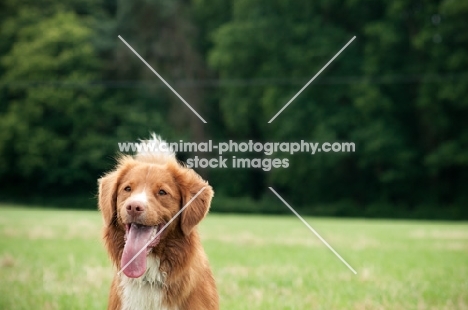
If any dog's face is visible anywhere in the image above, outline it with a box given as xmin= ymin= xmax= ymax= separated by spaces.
xmin=116 ymin=163 xmax=182 ymax=228
xmin=98 ymin=156 xmax=213 ymax=278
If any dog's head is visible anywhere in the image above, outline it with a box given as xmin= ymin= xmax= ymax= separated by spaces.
xmin=98 ymin=154 xmax=213 ymax=278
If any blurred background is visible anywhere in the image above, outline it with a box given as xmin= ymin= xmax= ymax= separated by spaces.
xmin=1 ymin=0 xmax=467 ymax=219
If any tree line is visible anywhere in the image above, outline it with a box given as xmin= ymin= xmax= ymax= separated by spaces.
xmin=1 ymin=0 xmax=467 ymax=218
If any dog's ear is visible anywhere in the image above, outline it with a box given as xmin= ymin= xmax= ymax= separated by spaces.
xmin=175 ymin=167 xmax=214 ymax=236
xmin=98 ymin=171 xmax=119 ymax=226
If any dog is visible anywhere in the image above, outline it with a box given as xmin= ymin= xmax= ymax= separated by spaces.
xmin=98 ymin=134 xmax=218 ymax=310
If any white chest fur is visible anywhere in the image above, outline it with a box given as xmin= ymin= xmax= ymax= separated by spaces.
xmin=120 ymin=256 xmax=177 ymax=310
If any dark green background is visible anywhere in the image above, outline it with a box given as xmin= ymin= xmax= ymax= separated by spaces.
xmin=1 ymin=0 xmax=467 ymax=219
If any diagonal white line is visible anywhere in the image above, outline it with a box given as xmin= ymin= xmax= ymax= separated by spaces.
xmin=118 ymin=35 xmax=207 ymax=123
xmin=118 ymin=187 xmax=206 ymax=276
xmin=268 ymin=187 xmax=357 ymax=274
xmin=268 ymin=36 xmax=356 ymax=123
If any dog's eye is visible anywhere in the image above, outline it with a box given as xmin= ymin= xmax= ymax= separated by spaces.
xmin=124 ymin=186 xmax=131 ymax=192
xmin=158 ymin=189 xmax=167 ymax=196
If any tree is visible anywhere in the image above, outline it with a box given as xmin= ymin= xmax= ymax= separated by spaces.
xmin=0 ymin=11 xmax=118 ymax=194
xmin=207 ymin=0 xmax=468 ymax=214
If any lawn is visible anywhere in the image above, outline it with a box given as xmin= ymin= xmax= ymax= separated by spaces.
xmin=0 ymin=206 xmax=467 ymax=310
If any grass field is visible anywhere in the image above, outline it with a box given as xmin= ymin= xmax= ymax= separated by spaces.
xmin=0 ymin=206 xmax=467 ymax=310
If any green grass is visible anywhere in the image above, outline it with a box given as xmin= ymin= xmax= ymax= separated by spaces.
xmin=0 ymin=206 xmax=467 ymax=310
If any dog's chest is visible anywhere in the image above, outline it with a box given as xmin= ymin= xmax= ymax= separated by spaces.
xmin=120 ymin=256 xmax=178 ymax=310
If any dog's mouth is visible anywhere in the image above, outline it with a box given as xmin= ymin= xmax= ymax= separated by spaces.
xmin=121 ymin=223 xmax=162 ymax=278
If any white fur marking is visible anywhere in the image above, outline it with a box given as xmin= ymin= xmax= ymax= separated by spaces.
xmin=120 ymin=256 xmax=176 ymax=310
xmin=137 ymin=134 xmax=175 ymax=158
xmin=131 ymin=191 xmax=148 ymax=205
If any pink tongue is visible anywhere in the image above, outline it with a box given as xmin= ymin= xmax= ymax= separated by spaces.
xmin=121 ymin=224 xmax=155 ymax=278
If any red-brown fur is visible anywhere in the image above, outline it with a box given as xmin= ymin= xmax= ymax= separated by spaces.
xmin=98 ymin=153 xmax=218 ymax=310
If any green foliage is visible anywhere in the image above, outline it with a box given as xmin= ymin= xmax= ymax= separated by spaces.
xmin=1 ymin=12 xmax=105 ymax=190
xmin=0 ymin=0 xmax=467 ymax=217
xmin=207 ymin=0 xmax=468 ymax=212
xmin=0 ymin=2 xmax=172 ymax=196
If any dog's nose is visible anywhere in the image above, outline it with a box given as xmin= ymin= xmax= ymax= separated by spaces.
xmin=126 ymin=201 xmax=145 ymax=218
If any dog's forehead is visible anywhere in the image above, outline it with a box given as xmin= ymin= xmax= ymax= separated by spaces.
xmin=124 ymin=163 xmax=175 ymax=184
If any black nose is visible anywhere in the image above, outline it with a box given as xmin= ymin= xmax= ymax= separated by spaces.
xmin=126 ymin=201 xmax=145 ymax=218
